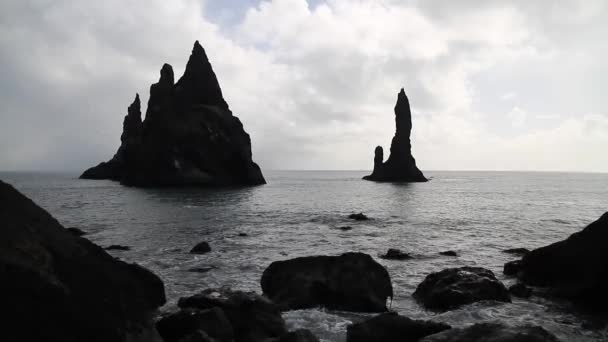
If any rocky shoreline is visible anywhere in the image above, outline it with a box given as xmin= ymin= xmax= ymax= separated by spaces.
xmin=3 ymin=178 xmax=607 ymax=341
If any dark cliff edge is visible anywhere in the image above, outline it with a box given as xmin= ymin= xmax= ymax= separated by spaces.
xmin=81 ymin=41 xmax=265 ymax=187
xmin=363 ymin=88 xmax=427 ymax=182
xmin=0 ymin=179 xmax=166 ymax=342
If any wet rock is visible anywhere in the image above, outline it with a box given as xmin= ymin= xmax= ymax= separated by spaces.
xmin=261 ymin=252 xmax=393 ymax=312
xmin=413 ymin=267 xmax=511 ymax=311
xmin=270 ymin=329 xmax=320 ymax=342
xmin=363 ymin=88 xmax=427 ymax=182
xmin=187 ymin=266 xmax=216 ymax=273
xmin=0 ymin=180 xmax=166 ymax=342
xmin=439 ymin=250 xmax=458 ymax=257
xmin=67 ymin=227 xmax=87 ymax=236
xmin=81 ymin=41 xmax=265 ymax=187
xmin=105 ymin=244 xmax=130 ymax=251
xmin=156 ymin=307 xmax=233 ymax=342
xmin=339 ymin=226 xmax=353 ymax=231
xmin=503 ymin=248 xmax=531 ymax=256
xmin=178 ymin=288 xmax=287 ymax=342
xmin=514 ymin=212 xmax=608 ymax=311
xmin=420 ymin=322 xmax=560 ymax=342
xmin=503 ymin=260 xmax=522 ymax=276
xmin=348 ymin=213 xmax=369 ymax=221
xmin=509 ymin=283 xmax=533 ymax=298
xmin=178 ymin=330 xmax=217 ymax=342
xmin=380 ymin=248 xmax=411 ymax=260
xmin=238 ymin=233 xmax=248 ymax=237
xmin=346 ymin=312 xmax=451 ymax=342
xmin=190 ymin=241 xmax=211 ymax=254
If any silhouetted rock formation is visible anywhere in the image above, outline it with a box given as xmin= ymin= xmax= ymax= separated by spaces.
xmin=0 ymin=180 xmax=166 ymax=342
xmin=261 ymin=252 xmax=393 ymax=312
xmin=347 ymin=312 xmax=451 ymax=342
xmin=81 ymin=41 xmax=265 ymax=187
xmin=413 ymin=267 xmax=510 ymax=311
xmin=508 ymin=212 xmax=608 ymax=312
xmin=363 ymin=89 xmax=427 ymax=182
xmin=419 ymin=323 xmax=560 ymax=342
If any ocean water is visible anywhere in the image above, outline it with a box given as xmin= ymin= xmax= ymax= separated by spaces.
xmin=2 ymin=170 xmax=608 ymax=341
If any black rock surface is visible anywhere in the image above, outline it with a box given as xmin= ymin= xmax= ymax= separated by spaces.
xmin=0 ymin=180 xmax=166 ymax=342
xmin=81 ymin=41 xmax=265 ymax=187
xmin=420 ymin=323 xmax=560 ymax=342
xmin=261 ymin=252 xmax=393 ymax=312
xmin=363 ymin=88 xmax=427 ymax=182
xmin=413 ymin=266 xmax=511 ymax=311
xmin=346 ymin=312 xmax=451 ymax=342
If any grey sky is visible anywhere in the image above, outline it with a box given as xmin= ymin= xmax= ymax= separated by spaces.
xmin=1 ymin=0 xmax=607 ymax=172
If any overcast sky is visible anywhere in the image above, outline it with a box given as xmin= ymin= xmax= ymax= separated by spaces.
xmin=1 ymin=0 xmax=607 ymax=172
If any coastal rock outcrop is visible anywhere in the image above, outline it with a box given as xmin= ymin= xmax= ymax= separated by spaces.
xmin=81 ymin=41 xmax=265 ymax=187
xmin=0 ymin=180 xmax=166 ymax=342
xmin=419 ymin=323 xmax=560 ymax=342
xmin=413 ymin=267 xmax=511 ymax=311
xmin=176 ymin=288 xmax=287 ymax=342
xmin=508 ymin=212 xmax=608 ymax=312
xmin=261 ymin=252 xmax=393 ymax=312
xmin=346 ymin=312 xmax=451 ymax=342
xmin=363 ymin=88 xmax=427 ymax=182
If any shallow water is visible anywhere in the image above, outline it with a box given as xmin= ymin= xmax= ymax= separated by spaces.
xmin=3 ymin=170 xmax=608 ymax=341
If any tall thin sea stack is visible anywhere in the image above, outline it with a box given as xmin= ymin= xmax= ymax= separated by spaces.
xmin=81 ymin=41 xmax=265 ymax=187
xmin=363 ymin=88 xmax=427 ymax=182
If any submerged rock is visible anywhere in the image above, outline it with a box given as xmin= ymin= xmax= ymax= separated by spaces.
xmin=413 ymin=267 xmax=511 ymax=311
xmin=178 ymin=288 xmax=287 ymax=342
xmin=156 ymin=307 xmax=233 ymax=342
xmin=81 ymin=41 xmax=265 ymax=187
xmin=190 ymin=241 xmax=212 ymax=254
xmin=0 ymin=180 xmax=166 ymax=342
xmin=346 ymin=312 xmax=451 ymax=342
xmin=363 ymin=89 xmax=427 ymax=182
xmin=348 ymin=212 xmax=369 ymax=221
xmin=511 ymin=212 xmax=608 ymax=312
xmin=261 ymin=252 xmax=393 ymax=312
xmin=105 ymin=244 xmax=131 ymax=251
xmin=439 ymin=250 xmax=458 ymax=257
xmin=420 ymin=323 xmax=560 ymax=342
xmin=503 ymin=247 xmax=531 ymax=256
xmin=380 ymin=248 xmax=411 ymax=260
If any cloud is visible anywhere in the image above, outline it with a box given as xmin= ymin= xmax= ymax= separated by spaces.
xmin=0 ymin=0 xmax=607 ymax=172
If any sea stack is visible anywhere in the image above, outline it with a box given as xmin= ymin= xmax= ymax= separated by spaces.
xmin=363 ymin=88 xmax=427 ymax=182
xmin=81 ymin=41 xmax=265 ymax=187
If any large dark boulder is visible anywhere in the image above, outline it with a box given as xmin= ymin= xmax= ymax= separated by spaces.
xmin=511 ymin=212 xmax=608 ymax=312
xmin=81 ymin=41 xmax=265 ymax=187
xmin=156 ymin=307 xmax=233 ymax=342
xmin=419 ymin=323 xmax=560 ymax=342
xmin=178 ymin=288 xmax=287 ymax=342
xmin=270 ymin=330 xmax=320 ymax=342
xmin=413 ymin=267 xmax=511 ymax=311
xmin=261 ymin=252 xmax=393 ymax=312
xmin=363 ymin=88 xmax=427 ymax=182
xmin=0 ymin=180 xmax=166 ymax=342
xmin=346 ymin=312 xmax=451 ymax=342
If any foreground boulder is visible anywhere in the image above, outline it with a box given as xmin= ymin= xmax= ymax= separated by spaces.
xmin=270 ymin=330 xmax=320 ymax=342
xmin=420 ymin=322 xmax=560 ymax=342
xmin=347 ymin=312 xmax=451 ymax=342
xmin=177 ymin=288 xmax=287 ymax=342
xmin=363 ymin=88 xmax=427 ymax=182
xmin=0 ymin=180 xmax=166 ymax=342
xmin=156 ymin=307 xmax=233 ymax=342
xmin=413 ymin=267 xmax=510 ymax=311
xmin=510 ymin=212 xmax=608 ymax=312
xmin=81 ymin=41 xmax=265 ymax=187
xmin=261 ymin=252 xmax=393 ymax=312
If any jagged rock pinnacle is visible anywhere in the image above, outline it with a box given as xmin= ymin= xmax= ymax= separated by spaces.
xmin=363 ymin=88 xmax=427 ymax=182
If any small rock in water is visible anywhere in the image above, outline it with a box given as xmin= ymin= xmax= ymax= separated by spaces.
xmin=238 ymin=233 xmax=248 ymax=237
xmin=503 ymin=248 xmax=531 ymax=256
xmin=348 ymin=213 xmax=369 ymax=221
xmin=419 ymin=322 xmax=560 ymax=342
xmin=190 ymin=242 xmax=212 ymax=254
xmin=105 ymin=244 xmax=130 ymax=251
xmin=187 ymin=266 xmax=216 ymax=273
xmin=503 ymin=260 xmax=523 ymax=276
xmin=66 ymin=227 xmax=87 ymax=236
xmin=509 ymin=283 xmax=533 ymax=298
xmin=339 ymin=226 xmax=353 ymax=231
xmin=380 ymin=248 xmax=412 ymax=260
xmin=439 ymin=250 xmax=458 ymax=257
xmin=347 ymin=312 xmax=451 ymax=342
xmin=413 ymin=266 xmax=511 ymax=311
